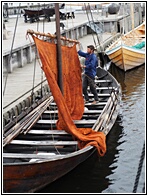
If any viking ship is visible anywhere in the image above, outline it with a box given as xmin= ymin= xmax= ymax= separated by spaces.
xmin=3 ymin=3 xmax=121 ymax=193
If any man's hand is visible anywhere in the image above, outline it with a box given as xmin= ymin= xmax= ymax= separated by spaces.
xmin=80 ymin=64 xmax=86 ymax=68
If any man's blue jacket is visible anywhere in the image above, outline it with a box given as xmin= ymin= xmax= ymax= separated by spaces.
xmin=78 ymin=50 xmax=98 ymax=79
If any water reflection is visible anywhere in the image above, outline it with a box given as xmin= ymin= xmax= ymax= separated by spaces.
xmin=108 ymin=63 xmax=145 ymax=97
xmin=105 ymin=63 xmax=145 ymax=193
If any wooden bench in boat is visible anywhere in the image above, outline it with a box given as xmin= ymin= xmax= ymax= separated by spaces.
xmin=50 ymin=101 xmax=107 ymax=107
xmin=28 ymin=129 xmax=69 ymax=135
xmin=88 ymin=93 xmax=110 ymax=97
xmin=96 ymin=87 xmax=116 ymax=90
xmin=44 ymin=109 xmax=103 ymax=115
xmin=9 ymin=140 xmax=78 ymax=146
xmin=95 ymin=79 xmax=112 ymax=83
xmin=36 ymin=119 xmax=96 ymax=125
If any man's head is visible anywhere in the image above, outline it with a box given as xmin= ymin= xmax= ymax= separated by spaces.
xmin=87 ymin=45 xmax=95 ymax=54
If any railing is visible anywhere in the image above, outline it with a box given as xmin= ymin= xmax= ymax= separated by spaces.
xmin=3 ymin=23 xmax=88 ymax=73
xmin=3 ymin=43 xmax=35 ymax=73
xmin=3 ymin=22 xmax=121 ymax=74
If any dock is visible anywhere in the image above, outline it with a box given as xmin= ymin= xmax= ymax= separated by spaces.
xmin=3 ymin=12 xmax=113 ymax=110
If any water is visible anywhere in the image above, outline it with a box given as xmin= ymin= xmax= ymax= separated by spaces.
xmin=38 ymin=64 xmax=145 ymax=194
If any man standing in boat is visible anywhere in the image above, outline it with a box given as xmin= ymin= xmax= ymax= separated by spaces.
xmin=77 ymin=45 xmax=99 ymax=104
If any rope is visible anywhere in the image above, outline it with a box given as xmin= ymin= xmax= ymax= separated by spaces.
xmin=85 ymin=7 xmax=110 ymax=96
xmin=3 ymin=3 xmax=21 ymax=96
xmin=88 ymin=3 xmax=101 ymax=47
xmin=70 ymin=3 xmax=76 ymax=40
xmin=42 ymin=3 xmax=46 ymax=35
xmin=83 ymin=73 xmax=97 ymax=89
xmin=88 ymin=3 xmax=108 ymax=70
xmin=84 ymin=3 xmax=97 ymax=47
xmin=31 ymin=51 xmax=37 ymax=104
xmin=31 ymin=3 xmax=46 ymax=104
xmin=48 ymin=99 xmax=61 ymax=155
xmin=83 ymin=70 xmax=117 ymax=101
xmin=30 ymin=6 xmax=39 ymax=104
xmin=132 ymin=142 xmax=145 ymax=193
xmin=142 ymin=182 xmax=145 ymax=193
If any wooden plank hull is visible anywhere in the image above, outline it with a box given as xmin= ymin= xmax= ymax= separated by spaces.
xmin=23 ymin=4 xmax=65 ymax=22
xmin=3 ymin=67 xmax=121 ymax=193
xmin=105 ymin=22 xmax=145 ymax=71
xmin=4 ymin=147 xmax=94 ymax=193
xmin=106 ymin=45 xmax=145 ymax=71
xmin=42 ymin=8 xmax=55 ymax=17
xmin=24 ymin=9 xmax=44 ymax=17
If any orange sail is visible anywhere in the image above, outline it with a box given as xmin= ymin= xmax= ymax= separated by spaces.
xmin=32 ymin=35 xmax=106 ymax=156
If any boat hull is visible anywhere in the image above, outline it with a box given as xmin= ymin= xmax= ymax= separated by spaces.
xmin=105 ymin=22 xmax=145 ymax=71
xmin=24 ymin=9 xmax=44 ymax=17
xmin=106 ymin=45 xmax=145 ymax=71
xmin=3 ymin=147 xmax=95 ymax=193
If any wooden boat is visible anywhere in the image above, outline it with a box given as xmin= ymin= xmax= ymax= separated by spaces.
xmin=42 ymin=8 xmax=55 ymax=22
xmin=3 ymin=66 xmax=121 ymax=193
xmin=3 ymin=4 xmax=121 ymax=193
xmin=24 ymin=3 xmax=65 ymax=23
xmin=23 ymin=9 xmax=44 ymax=23
xmin=42 ymin=4 xmax=65 ymax=22
xmin=105 ymin=22 xmax=145 ymax=71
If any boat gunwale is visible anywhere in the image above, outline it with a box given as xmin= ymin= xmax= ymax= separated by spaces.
xmin=105 ymin=22 xmax=145 ymax=55
xmin=106 ymin=43 xmax=145 ymax=55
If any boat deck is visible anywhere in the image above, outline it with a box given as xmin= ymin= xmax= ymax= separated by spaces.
xmin=3 ymin=75 xmax=120 ymax=161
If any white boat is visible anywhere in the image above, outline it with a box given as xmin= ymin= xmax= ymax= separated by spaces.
xmin=105 ymin=22 xmax=145 ymax=71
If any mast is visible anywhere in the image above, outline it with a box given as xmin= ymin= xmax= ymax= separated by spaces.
xmin=55 ymin=3 xmax=63 ymax=94
xmin=130 ymin=3 xmax=134 ymax=30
